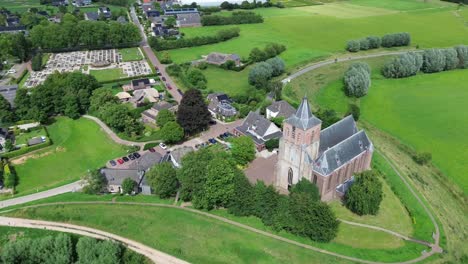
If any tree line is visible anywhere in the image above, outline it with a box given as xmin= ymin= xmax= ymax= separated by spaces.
xmin=201 ymin=11 xmax=263 ymax=26
xmin=219 ymin=0 xmax=282 ymax=10
xmin=146 ymin=144 xmax=340 ymax=243
xmin=382 ymin=45 xmax=468 ymax=78
xmin=149 ymin=27 xmax=240 ymax=51
xmin=1 ymin=234 xmax=147 ymax=264
xmin=346 ymin=32 xmax=411 ymax=52
xmin=249 ymin=57 xmax=285 ymax=88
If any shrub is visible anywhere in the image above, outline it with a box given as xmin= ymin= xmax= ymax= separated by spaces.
xmin=346 ymin=40 xmax=360 ymax=52
xmin=265 ymin=138 xmax=279 ymax=151
xmin=455 ymin=45 xmax=468 ymax=68
xmin=143 ymin=142 xmax=158 ymax=150
xmin=359 ymin=38 xmax=370 ymax=50
xmin=344 ymin=62 xmax=371 ymax=97
xmin=347 ymin=104 xmax=360 ymax=121
xmin=381 ymin=52 xmax=423 ymax=78
xmin=413 ymin=152 xmax=432 ymax=165
xmin=121 ymin=178 xmax=136 ymax=194
xmin=421 ymin=49 xmax=446 ymax=73
xmin=366 ymin=36 xmax=381 ymax=49
xmin=381 ymin=32 xmax=411 ymax=48
xmin=345 ymin=170 xmax=383 ymax=216
xmin=289 ymin=178 xmax=320 ymax=201
xmin=265 ymin=57 xmax=285 ymax=77
xmin=248 ymin=62 xmax=273 ymax=88
xmin=201 ymin=11 xmax=263 ymax=26
xmin=443 ymin=48 xmax=459 ymax=71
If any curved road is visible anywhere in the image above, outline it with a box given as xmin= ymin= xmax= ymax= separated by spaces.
xmin=0 ymin=216 xmax=189 ymax=264
xmin=2 ymin=201 xmax=436 ymax=264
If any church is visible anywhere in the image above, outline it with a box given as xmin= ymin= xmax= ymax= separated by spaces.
xmin=276 ymin=97 xmax=374 ymax=201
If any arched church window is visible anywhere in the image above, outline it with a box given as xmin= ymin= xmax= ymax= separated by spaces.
xmin=292 ymin=126 xmax=296 ymax=139
xmin=288 ymin=168 xmax=293 ymax=190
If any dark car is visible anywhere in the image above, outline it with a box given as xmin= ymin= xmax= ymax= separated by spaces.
xmin=122 ymin=156 xmax=130 ymax=162
xmin=167 ymin=84 xmax=172 ymax=90
xmin=149 ymin=147 xmax=156 ymax=152
xmin=128 ymin=154 xmax=136 ymax=160
xmin=209 ymin=120 xmax=217 ymax=125
xmin=133 ymin=152 xmax=141 ymax=158
xmin=161 ymin=76 xmax=166 ymax=81
xmin=208 ymin=138 xmax=217 ymax=144
xmin=177 ymin=89 xmax=184 ymax=96
xmin=109 ymin=160 xmax=117 ymax=166
xmin=117 ymin=158 xmax=124 ymax=164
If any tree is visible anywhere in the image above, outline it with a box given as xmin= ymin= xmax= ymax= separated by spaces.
xmin=10 ymin=33 xmax=31 ymax=62
xmin=177 ymin=148 xmax=214 ymax=201
xmin=443 ymin=48 xmax=459 ymax=71
xmin=121 ymin=178 xmax=136 ymax=195
xmin=265 ymin=138 xmax=279 ymax=151
xmin=156 ymin=109 xmax=175 ymax=127
xmin=249 ymin=47 xmax=267 ymax=62
xmin=344 ymin=62 xmax=371 ymax=97
xmin=227 ymin=172 xmax=255 ymax=216
xmin=31 ymin=52 xmax=43 ymax=71
xmin=81 ymin=169 xmax=106 ymax=194
xmin=3 ymin=164 xmax=17 ymax=189
xmin=4 ymin=139 xmax=14 ymax=152
xmin=314 ymin=108 xmax=340 ymax=128
xmin=248 ymin=62 xmax=273 ymax=89
xmin=421 ymin=49 xmax=446 ymax=73
xmin=289 ymin=178 xmax=320 ymax=201
xmin=366 ymin=36 xmax=381 ymax=49
xmin=346 ymin=40 xmax=360 ymax=52
xmin=359 ymin=38 xmax=370 ymax=50
xmin=76 ymin=237 xmax=121 ymax=264
xmin=146 ymin=162 xmax=178 ymax=198
xmin=0 ymin=94 xmax=15 ymax=125
xmin=265 ymin=57 xmax=285 ymax=77
xmin=185 ymin=68 xmax=207 ymax=89
xmin=347 ymin=103 xmax=360 ymax=121
xmin=177 ymin=89 xmax=212 ymax=135
xmin=160 ymin=121 xmax=184 ymax=144
xmin=455 ymin=45 xmax=468 ymax=69
xmin=413 ymin=152 xmax=432 ymax=165
xmin=382 ymin=52 xmax=423 ymax=78
xmin=164 ymin=16 xmax=177 ymax=28
xmin=230 ymin=136 xmax=256 ymax=166
xmin=253 ymin=181 xmax=281 ymax=226
xmin=345 ymin=170 xmax=383 ymax=216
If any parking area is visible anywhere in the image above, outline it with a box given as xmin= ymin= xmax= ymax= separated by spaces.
xmin=25 ymin=49 xmax=152 ymax=88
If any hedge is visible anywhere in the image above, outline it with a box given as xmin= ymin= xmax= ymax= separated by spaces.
xmin=1 ymin=138 xmax=52 ymax=159
xmin=143 ymin=142 xmax=158 ymax=150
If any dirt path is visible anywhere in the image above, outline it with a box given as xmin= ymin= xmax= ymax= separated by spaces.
xmin=0 ymin=216 xmax=189 ymax=264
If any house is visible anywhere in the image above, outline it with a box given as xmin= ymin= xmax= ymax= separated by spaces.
xmin=52 ymin=0 xmax=68 ymax=6
xmin=131 ymin=88 xmax=160 ymax=107
xmin=152 ymin=24 xmax=179 ymax=37
xmin=37 ymin=11 xmax=49 ymax=17
xmin=234 ymin=112 xmax=282 ymax=151
xmin=98 ymin=6 xmax=112 ymax=19
xmin=164 ymin=8 xmax=198 ymax=16
xmin=276 ymin=97 xmax=374 ymax=201
xmin=0 ymin=85 xmax=17 ymax=107
xmin=131 ymin=78 xmax=151 ymax=90
xmin=207 ymin=93 xmax=237 ymax=120
xmin=84 ymin=12 xmax=99 ymax=21
xmin=205 ymin=52 xmax=241 ymax=67
xmin=115 ymin=92 xmax=132 ymax=102
xmin=128 ymin=151 xmax=163 ymax=171
xmin=100 ymin=168 xmax=143 ymax=194
xmin=48 ymin=15 xmax=62 ymax=23
xmin=146 ymin=10 xmax=161 ymax=18
xmin=27 ymin=137 xmax=45 ymax=146
xmin=176 ymin=13 xmax=201 ymax=27
xmin=6 ymin=16 xmax=20 ymax=27
xmin=74 ymin=0 xmax=92 ymax=6
xmin=141 ymin=101 xmax=176 ymax=123
xmin=169 ymin=146 xmax=194 ymax=168
xmin=0 ymin=26 xmax=26 ymax=34
xmin=266 ymin=100 xmax=295 ymax=120
xmin=142 ymin=3 xmax=154 ymax=13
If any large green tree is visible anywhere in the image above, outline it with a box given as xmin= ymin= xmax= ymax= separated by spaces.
xmin=176 ymin=89 xmax=211 ymax=135
xmin=227 ymin=172 xmax=255 ymax=216
xmin=156 ymin=109 xmax=175 ymax=127
xmin=290 ymin=178 xmax=320 ymax=201
xmin=345 ymin=170 xmax=383 ymax=216
xmin=81 ymin=169 xmax=106 ymax=194
xmin=160 ymin=121 xmax=184 ymax=144
xmin=121 ymin=178 xmax=136 ymax=195
xmin=230 ymin=135 xmax=256 ymax=166
xmin=146 ymin=162 xmax=178 ymax=198
xmin=177 ymin=148 xmax=214 ymax=201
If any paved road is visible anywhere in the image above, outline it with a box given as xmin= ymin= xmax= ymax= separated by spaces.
xmin=281 ymin=50 xmax=415 ymax=84
xmin=0 ymin=181 xmax=82 ymax=209
xmin=0 ymin=216 xmax=189 ymax=264
xmin=130 ymin=6 xmax=182 ymax=103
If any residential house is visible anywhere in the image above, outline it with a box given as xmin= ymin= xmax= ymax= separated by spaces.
xmin=84 ymin=12 xmax=99 ymax=21
xmin=131 ymin=88 xmax=160 ymax=107
xmin=176 ymin=13 xmax=201 ymax=27
xmin=0 ymin=26 xmax=26 ymax=34
xmin=131 ymin=78 xmax=151 ymax=91
xmin=98 ymin=6 xmax=112 ymax=19
xmin=74 ymin=0 xmax=92 ymax=6
xmin=152 ymin=24 xmax=179 ymax=37
xmin=266 ymin=100 xmax=295 ymax=120
xmin=6 ymin=16 xmax=20 ymax=27
xmin=164 ymin=8 xmax=198 ymax=16
xmin=48 ymin=15 xmax=62 ymax=23
xmin=234 ymin=112 xmax=282 ymax=151
xmin=128 ymin=151 xmax=163 ymax=171
xmin=205 ymin=52 xmax=241 ymax=67
xmin=101 ymin=168 xmax=143 ymax=194
xmin=142 ymin=3 xmax=154 ymax=13
xmin=115 ymin=92 xmax=132 ymax=102
xmin=146 ymin=10 xmax=161 ymax=18
xmin=169 ymin=146 xmax=194 ymax=168
xmin=275 ymin=98 xmax=373 ymax=201
xmin=141 ymin=101 xmax=176 ymax=123
xmin=0 ymin=85 xmax=17 ymax=107
xmin=52 ymin=0 xmax=68 ymax=6
xmin=207 ymin=93 xmax=237 ymax=120
xmin=27 ymin=137 xmax=46 ymax=146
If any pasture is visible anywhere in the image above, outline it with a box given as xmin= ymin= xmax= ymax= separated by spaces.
xmin=9 ymin=117 xmax=127 ymax=197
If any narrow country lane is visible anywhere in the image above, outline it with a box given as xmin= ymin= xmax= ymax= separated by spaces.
xmin=0 ymin=216 xmax=189 ymax=264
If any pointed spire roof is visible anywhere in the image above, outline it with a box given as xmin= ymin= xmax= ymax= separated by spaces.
xmin=285 ymin=97 xmax=321 ymax=130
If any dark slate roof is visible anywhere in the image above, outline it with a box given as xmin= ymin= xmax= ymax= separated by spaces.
xmin=27 ymin=137 xmax=44 ymax=146
xmin=37 ymin=11 xmax=49 ymax=17
xmin=0 ymin=26 xmax=26 ymax=32
xmin=314 ymin=130 xmax=373 ymax=176
xmin=267 ymin=100 xmax=295 ymax=119
xmin=170 ymin=146 xmax=194 ymax=166
xmin=236 ymin=112 xmax=282 ymax=145
xmin=131 ymin=78 xmax=150 ymax=87
xmin=101 ymin=168 xmax=142 ymax=185
xmin=319 ymin=115 xmax=358 ymax=155
xmin=164 ymin=8 xmax=198 ymax=15
xmin=176 ymin=13 xmax=201 ymax=25
xmin=0 ymin=85 xmax=18 ymax=107
xmin=85 ymin=12 xmax=99 ymax=21
xmin=128 ymin=151 xmax=162 ymax=171
xmin=146 ymin=10 xmax=160 ymax=17
xmin=152 ymin=101 xmax=174 ymax=111
xmin=285 ymin=97 xmax=321 ymax=130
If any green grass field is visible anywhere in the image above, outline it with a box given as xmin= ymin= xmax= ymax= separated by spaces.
xmin=90 ymin=68 xmax=126 ymax=82
xmin=9 ymin=117 xmax=127 ymax=197
xmin=119 ymin=48 xmax=144 ymax=62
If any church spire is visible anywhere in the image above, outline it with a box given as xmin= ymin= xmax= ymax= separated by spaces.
xmin=285 ymin=97 xmax=321 ymax=130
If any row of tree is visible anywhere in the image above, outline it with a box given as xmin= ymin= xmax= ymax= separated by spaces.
xmin=382 ymin=45 xmax=468 ymax=78
xmin=146 ymin=145 xmax=339 ymax=242
xmin=149 ymin=28 xmax=240 ymax=51
xmin=346 ymin=32 xmax=411 ymax=52
xmin=344 ymin=62 xmax=371 ymax=98
xmin=249 ymin=43 xmax=286 ymax=63
xmin=1 ymin=234 xmax=146 ymax=264
xmin=219 ymin=0 xmax=281 ymax=10
xmin=248 ymin=57 xmax=286 ymax=88
xmin=201 ymin=11 xmax=264 ymax=26
xmin=167 ymin=63 xmax=208 ymax=90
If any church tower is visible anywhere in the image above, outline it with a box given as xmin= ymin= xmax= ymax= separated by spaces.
xmin=276 ymin=97 xmax=322 ymax=191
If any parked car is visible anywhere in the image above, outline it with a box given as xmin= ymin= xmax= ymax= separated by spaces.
xmin=122 ymin=156 xmax=130 ymax=162
xmin=209 ymin=120 xmax=217 ymax=125
xmin=117 ymin=159 xmax=124 ymax=164
xmin=7 ymin=69 xmax=16 ymax=74
xmin=208 ymin=138 xmax=217 ymax=144
xmin=159 ymin=142 xmax=167 ymax=150
xmin=167 ymin=84 xmax=172 ymax=90
xmin=177 ymin=89 xmax=184 ymax=96
xmin=161 ymin=76 xmax=166 ymax=81
xmin=109 ymin=160 xmax=117 ymax=166
xmin=128 ymin=154 xmax=136 ymax=160
xmin=133 ymin=152 xmax=141 ymax=158
xmin=148 ymin=147 xmax=156 ymax=152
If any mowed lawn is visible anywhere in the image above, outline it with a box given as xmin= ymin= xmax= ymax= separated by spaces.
xmin=168 ymin=5 xmax=465 ymax=69
xmin=90 ymin=68 xmax=126 ymax=82
xmin=12 ymin=117 xmax=127 ymax=196
xmin=119 ymin=47 xmax=144 ymax=62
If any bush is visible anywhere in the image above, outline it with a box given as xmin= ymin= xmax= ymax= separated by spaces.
xmin=289 ymin=178 xmax=320 ymax=201
xmin=346 ymin=40 xmax=360 ymax=52
xmin=421 ymin=49 xmax=446 ymax=73
xmin=443 ymin=48 xmax=459 ymax=71
xmin=265 ymin=57 xmax=285 ymax=77
xmin=413 ymin=152 xmax=432 ymax=165
xmin=248 ymin=62 xmax=273 ymax=88
xmin=381 ymin=52 xmax=423 ymax=78
xmin=201 ymin=11 xmax=263 ymax=26
xmin=345 ymin=170 xmax=383 ymax=216
xmin=265 ymin=138 xmax=279 ymax=151
xmin=344 ymin=62 xmax=371 ymax=97
xmin=366 ymin=36 xmax=381 ymax=49
xmin=381 ymin=32 xmax=411 ymax=48
xmin=1 ymin=138 xmax=52 ymax=159
xmin=143 ymin=142 xmax=158 ymax=150
xmin=359 ymin=38 xmax=370 ymax=50
xmin=455 ymin=45 xmax=468 ymax=69
xmin=249 ymin=43 xmax=286 ymax=63
xmin=347 ymin=104 xmax=360 ymax=121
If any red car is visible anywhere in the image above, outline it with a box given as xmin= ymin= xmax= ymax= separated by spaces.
xmin=167 ymin=84 xmax=172 ymax=90
xmin=117 ymin=158 xmax=124 ymax=164
xmin=149 ymin=147 xmax=156 ymax=153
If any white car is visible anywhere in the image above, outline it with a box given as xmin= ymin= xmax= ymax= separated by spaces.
xmin=7 ymin=69 xmax=16 ymax=74
xmin=159 ymin=142 xmax=167 ymax=150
